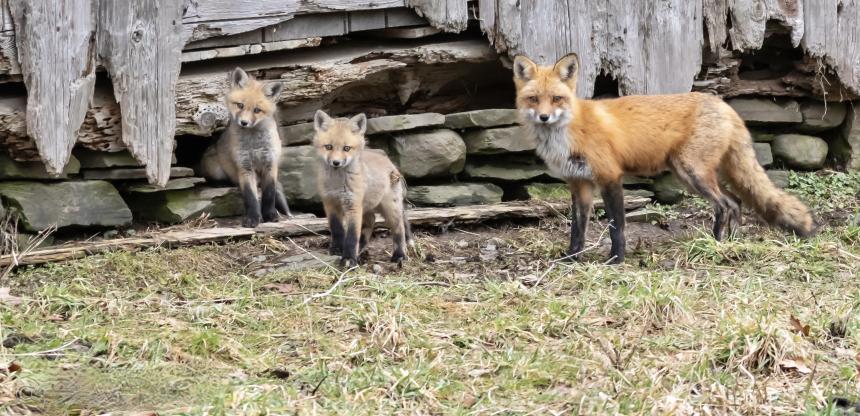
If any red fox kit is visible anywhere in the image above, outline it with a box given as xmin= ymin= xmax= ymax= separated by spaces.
xmin=312 ymin=110 xmax=413 ymax=268
xmin=513 ymin=53 xmax=815 ymax=264
xmin=199 ymin=67 xmax=291 ymax=227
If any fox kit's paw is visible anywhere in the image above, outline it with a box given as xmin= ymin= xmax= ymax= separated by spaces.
xmin=328 ymin=245 xmax=343 ymax=256
xmin=262 ymin=208 xmax=279 ymax=223
xmin=390 ymin=250 xmax=407 ymax=267
xmin=339 ymin=256 xmax=359 ymax=269
xmin=242 ymin=214 xmax=262 ymax=228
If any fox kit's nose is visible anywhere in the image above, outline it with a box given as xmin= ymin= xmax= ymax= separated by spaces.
xmin=539 ymin=114 xmax=550 ymax=122
xmin=239 ymin=119 xmax=250 ymax=127
xmin=331 ymin=160 xmax=342 ymax=167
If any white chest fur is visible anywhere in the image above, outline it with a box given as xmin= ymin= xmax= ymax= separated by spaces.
xmin=531 ymin=124 xmax=593 ymax=181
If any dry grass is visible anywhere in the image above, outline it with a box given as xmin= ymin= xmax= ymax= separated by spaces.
xmin=0 ymin=172 xmax=857 ymax=415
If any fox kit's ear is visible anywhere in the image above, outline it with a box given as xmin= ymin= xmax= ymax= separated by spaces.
xmin=350 ymin=113 xmax=367 ymax=135
xmin=264 ymin=82 xmax=284 ymax=101
xmin=553 ymin=53 xmax=579 ymax=83
xmin=314 ymin=110 xmax=333 ymax=133
xmin=231 ymin=67 xmax=249 ymax=88
xmin=513 ymin=55 xmax=537 ymax=82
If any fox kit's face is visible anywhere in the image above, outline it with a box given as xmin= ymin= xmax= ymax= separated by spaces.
xmin=513 ymin=54 xmax=579 ymax=126
xmin=226 ymin=68 xmax=284 ymax=129
xmin=312 ymin=111 xmax=367 ymax=169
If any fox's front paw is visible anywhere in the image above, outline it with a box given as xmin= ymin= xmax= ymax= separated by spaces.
xmin=329 ymin=245 xmax=343 ymax=256
xmin=339 ymin=255 xmax=359 ymax=269
xmin=390 ymin=251 xmax=407 ymax=268
xmin=242 ymin=214 xmax=261 ymax=228
xmin=262 ymin=208 xmax=279 ymax=223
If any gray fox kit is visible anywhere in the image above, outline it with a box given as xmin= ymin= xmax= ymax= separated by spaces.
xmin=312 ymin=110 xmax=413 ymax=267
xmin=199 ymin=67 xmax=292 ymax=227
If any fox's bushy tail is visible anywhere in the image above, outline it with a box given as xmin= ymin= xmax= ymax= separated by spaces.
xmin=721 ymin=132 xmax=816 ymax=237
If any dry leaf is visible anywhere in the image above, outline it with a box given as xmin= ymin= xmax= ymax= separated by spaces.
xmin=779 ymin=358 xmax=812 ymax=374
xmin=7 ymin=362 xmax=21 ymax=373
xmin=262 ymin=283 xmax=298 ymax=294
xmin=789 ymin=315 xmax=810 ymax=337
xmin=0 ymin=288 xmax=22 ymax=306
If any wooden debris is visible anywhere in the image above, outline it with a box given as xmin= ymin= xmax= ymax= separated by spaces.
xmin=0 ymin=197 xmax=650 ymax=267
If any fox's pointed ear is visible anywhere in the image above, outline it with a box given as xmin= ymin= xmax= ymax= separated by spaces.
xmin=264 ymin=82 xmax=283 ymax=101
xmin=231 ymin=67 xmax=249 ymax=88
xmin=314 ymin=110 xmax=333 ymax=133
xmin=513 ymin=55 xmax=537 ymax=82
xmin=350 ymin=113 xmax=367 ymax=135
xmin=553 ymin=53 xmax=579 ymax=83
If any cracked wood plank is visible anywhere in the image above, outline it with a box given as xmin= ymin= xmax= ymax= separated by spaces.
xmin=8 ymin=0 xmax=97 ymax=175
xmin=98 ymin=1 xmax=186 ymax=185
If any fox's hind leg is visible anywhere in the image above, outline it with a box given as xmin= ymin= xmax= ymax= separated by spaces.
xmin=260 ymin=168 xmax=280 ymax=223
xmin=239 ymin=172 xmax=261 ymax=228
xmin=274 ymin=184 xmax=292 ymax=218
xmin=359 ymin=211 xmax=376 ymax=255
xmin=669 ymin=159 xmax=739 ymax=241
xmin=379 ymin=196 xmax=408 ymax=266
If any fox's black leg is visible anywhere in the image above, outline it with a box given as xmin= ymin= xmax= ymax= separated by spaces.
xmin=327 ymin=215 xmax=345 ymax=256
xmin=340 ymin=211 xmax=362 ymax=268
xmin=239 ymin=173 xmax=261 ymax=228
xmin=260 ymin=176 xmax=279 ymax=223
xmin=566 ymin=181 xmax=593 ymax=261
xmin=274 ymin=183 xmax=292 ymax=217
xmin=600 ymin=181 xmax=626 ymax=264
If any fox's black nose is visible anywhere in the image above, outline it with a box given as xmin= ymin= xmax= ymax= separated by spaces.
xmin=239 ymin=120 xmax=250 ymax=127
xmin=539 ymin=114 xmax=550 ymax=122
xmin=331 ymin=160 xmax=341 ymax=167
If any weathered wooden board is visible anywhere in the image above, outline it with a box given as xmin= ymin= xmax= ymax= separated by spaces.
xmin=0 ymin=197 xmax=650 ymax=268
xmin=98 ymin=1 xmax=185 ymax=185
xmin=407 ymin=0 xmax=469 ymax=33
xmin=801 ymin=0 xmax=860 ymax=99
xmin=8 ymin=0 xmax=97 ymax=175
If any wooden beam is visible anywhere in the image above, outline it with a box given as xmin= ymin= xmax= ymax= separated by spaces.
xmin=0 ymin=197 xmax=650 ymax=268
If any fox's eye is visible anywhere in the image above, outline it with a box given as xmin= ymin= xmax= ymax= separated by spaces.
xmin=343 ymin=146 xmax=351 ymax=152
xmin=527 ymin=96 xmax=539 ymax=103
xmin=552 ymin=96 xmax=563 ymax=103
xmin=253 ymin=107 xmax=261 ymax=114
xmin=235 ymin=102 xmax=244 ymax=109
xmin=324 ymin=144 xmax=333 ymax=151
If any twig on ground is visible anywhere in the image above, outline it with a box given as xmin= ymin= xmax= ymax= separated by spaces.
xmin=301 ymin=265 xmax=359 ymax=306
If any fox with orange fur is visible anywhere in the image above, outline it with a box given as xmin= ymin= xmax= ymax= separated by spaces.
xmin=513 ymin=53 xmax=816 ymax=264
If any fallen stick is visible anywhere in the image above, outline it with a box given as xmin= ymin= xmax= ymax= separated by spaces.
xmin=0 ymin=197 xmax=650 ymax=268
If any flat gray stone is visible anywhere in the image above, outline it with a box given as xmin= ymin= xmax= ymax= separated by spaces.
xmin=392 ymin=129 xmax=465 ymax=178
xmin=835 ymin=105 xmax=860 ymax=171
xmin=461 ymin=126 xmax=535 ymax=154
xmin=444 ymin=109 xmax=519 ymax=129
xmin=464 ymin=160 xmax=549 ymax=181
xmin=625 ymin=189 xmax=655 ymax=200
xmin=278 ymin=122 xmax=315 ymax=146
xmin=73 ymin=149 xmax=176 ymax=168
xmin=123 ymin=177 xmax=206 ymax=193
xmin=366 ymin=113 xmax=445 ymax=135
xmin=766 ymin=170 xmax=790 ymax=189
xmin=0 ymin=153 xmax=80 ymax=179
xmin=728 ymin=98 xmax=802 ymax=125
xmin=771 ymin=134 xmax=828 ymax=170
xmin=0 ymin=181 xmax=132 ymax=231
xmin=82 ymin=167 xmax=194 ymax=180
xmin=753 ymin=142 xmax=773 ymax=167
xmin=279 ymin=145 xmax=321 ymax=206
xmin=750 ymin=130 xmax=776 ymax=142
xmin=799 ymin=101 xmax=847 ymax=132
xmin=653 ymin=174 xmax=686 ymax=204
xmin=126 ymin=186 xmax=243 ymax=224
xmin=626 ymin=208 xmax=666 ymax=223
xmin=407 ymin=183 xmax=503 ymax=207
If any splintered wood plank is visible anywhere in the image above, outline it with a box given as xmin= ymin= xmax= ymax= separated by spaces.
xmin=98 ymin=1 xmax=185 ymax=185
xmin=802 ymin=0 xmax=860 ymax=95
xmin=406 ymin=0 xmax=469 ymax=33
xmin=0 ymin=198 xmax=650 ymax=267
xmin=8 ymin=0 xmax=97 ymax=175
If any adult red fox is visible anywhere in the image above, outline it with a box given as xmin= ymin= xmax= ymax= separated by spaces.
xmin=513 ymin=53 xmax=815 ymax=264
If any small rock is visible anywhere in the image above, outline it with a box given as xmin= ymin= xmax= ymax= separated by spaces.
xmin=753 ymin=142 xmax=773 ymax=167
xmin=0 ymin=181 xmax=132 ymax=231
xmin=370 ymin=264 xmax=383 ymax=274
xmin=799 ymin=101 xmax=847 ymax=132
xmin=125 ymin=229 xmax=137 ymax=237
xmin=125 ymin=186 xmax=244 ymax=224
xmin=366 ymin=113 xmax=445 ymax=134
xmin=407 ymin=183 xmax=503 ymax=207
xmin=653 ymin=174 xmax=686 ymax=204
xmin=391 ymin=129 xmax=466 ymax=178
xmin=0 ymin=153 xmax=80 ymax=179
xmin=625 ymin=189 xmax=655 ymax=200
xmin=766 ymin=170 xmax=790 ymax=188
xmin=444 ymin=109 xmax=519 ymax=129
xmin=82 ymin=167 xmax=194 ymax=180
xmin=102 ymin=229 xmax=119 ymax=239
xmin=728 ymin=98 xmax=802 ymax=125
xmin=771 ymin=134 xmax=828 ymax=170
xmin=625 ymin=208 xmax=666 ymax=223
xmin=461 ymin=126 xmax=535 ymax=154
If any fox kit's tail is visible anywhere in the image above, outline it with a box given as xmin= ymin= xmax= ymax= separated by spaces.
xmin=721 ymin=131 xmax=816 ymax=237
